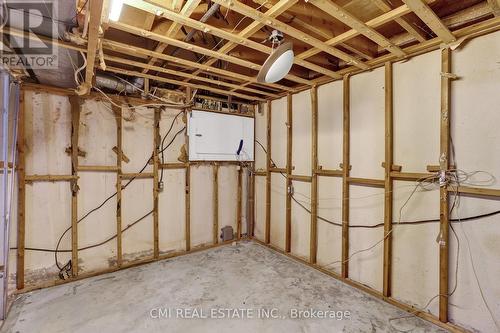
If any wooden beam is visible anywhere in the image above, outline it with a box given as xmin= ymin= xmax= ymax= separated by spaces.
xmin=265 ymin=101 xmax=271 ymax=244
xmin=103 ymin=54 xmax=278 ymax=98
xmin=153 ymin=109 xmax=160 ymax=259
xmin=487 ymin=0 xmax=500 ymax=16
xmin=185 ymin=89 xmax=192 ymax=252
xmin=237 ymin=166 xmax=242 ymax=240
xmin=130 ymin=1 xmax=342 ymax=80
xmin=185 ymin=0 xmax=302 ymax=84
xmin=104 ymin=66 xmax=266 ymax=102
xmin=403 ymin=0 xmax=456 ymax=43
xmin=16 ymin=91 xmax=25 ymax=290
xmin=451 ymin=186 xmax=500 ymax=198
xmin=108 ymin=21 xmax=311 ymax=86
xmin=84 ymin=0 xmax=104 ymax=91
xmin=310 ymin=85 xmax=318 ymax=264
xmin=213 ymin=164 xmax=219 ymax=244
xmin=372 ymin=0 xmax=428 ymax=42
xmin=341 ymin=75 xmax=350 ymax=278
xmin=69 ymin=96 xmax=81 ymax=276
xmin=309 ymin=0 xmax=406 ymax=57
xmin=209 ymin=0 xmax=369 ymax=70
xmin=383 ymin=62 xmax=393 ymax=298
xmin=285 ymin=94 xmax=292 ymax=252
xmin=114 ymin=104 xmax=123 ymax=268
xmin=142 ymin=0 xmax=202 ymax=74
xmin=439 ymin=47 xmax=451 ymax=323
xmin=297 ymin=3 xmax=419 ymax=61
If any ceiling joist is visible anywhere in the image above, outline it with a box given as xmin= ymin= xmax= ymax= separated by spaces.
xmin=209 ymin=0 xmax=370 ymax=70
xmin=309 ymin=0 xmax=406 ymax=57
xmin=84 ymin=0 xmax=104 ymax=92
xmin=402 ymin=0 xmax=456 ymax=43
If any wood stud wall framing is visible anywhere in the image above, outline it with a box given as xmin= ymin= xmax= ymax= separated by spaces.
xmin=257 ymin=43 xmax=494 ymax=332
xmin=15 ymin=87 xmax=251 ymax=291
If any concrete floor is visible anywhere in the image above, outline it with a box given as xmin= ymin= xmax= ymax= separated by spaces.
xmin=1 ymin=241 xmax=448 ymax=333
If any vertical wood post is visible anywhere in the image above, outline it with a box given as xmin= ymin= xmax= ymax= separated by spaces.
xmin=16 ymin=90 xmax=25 ymax=289
xmin=114 ymin=105 xmax=123 ymax=267
xmin=69 ymin=96 xmax=80 ymax=276
xmin=285 ymin=94 xmax=292 ymax=253
xmin=185 ymin=88 xmax=191 ymax=251
xmin=383 ymin=62 xmax=394 ymax=297
xmin=237 ymin=166 xmax=242 ymax=240
xmin=265 ymin=101 xmax=271 ymax=244
xmin=310 ymin=85 xmax=318 ymax=264
xmin=213 ymin=163 xmax=219 ymax=244
xmin=153 ymin=109 xmax=160 ymax=258
xmin=439 ymin=47 xmax=451 ymax=323
xmin=341 ymin=75 xmax=350 ymax=278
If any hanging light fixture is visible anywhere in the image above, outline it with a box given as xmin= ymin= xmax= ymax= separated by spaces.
xmin=257 ymin=30 xmax=294 ymax=83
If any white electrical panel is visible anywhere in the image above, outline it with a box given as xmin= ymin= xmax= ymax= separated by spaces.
xmin=188 ymin=110 xmax=254 ymax=161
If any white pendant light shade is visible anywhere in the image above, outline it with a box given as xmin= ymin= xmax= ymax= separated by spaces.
xmin=257 ymin=42 xmax=294 ymax=83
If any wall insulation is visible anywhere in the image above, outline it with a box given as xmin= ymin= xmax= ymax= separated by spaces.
xmin=15 ymin=93 xmax=248 ymax=290
xmin=254 ymin=30 xmax=500 ymax=333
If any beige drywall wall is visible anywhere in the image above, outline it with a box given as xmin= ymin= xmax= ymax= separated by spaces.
xmin=19 ymin=93 xmax=248 ymax=287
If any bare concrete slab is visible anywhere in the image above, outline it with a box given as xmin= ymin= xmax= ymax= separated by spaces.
xmin=1 ymin=241 xmax=448 ymax=333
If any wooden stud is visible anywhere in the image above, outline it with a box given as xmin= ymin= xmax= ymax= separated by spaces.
xmin=153 ymin=109 xmax=160 ymax=259
xmin=383 ymin=62 xmax=394 ymax=297
xmin=185 ymin=88 xmax=191 ymax=252
xmin=265 ymin=101 xmax=271 ymax=244
xmin=285 ymin=94 xmax=292 ymax=253
xmin=84 ymin=0 xmax=104 ymax=91
xmin=114 ymin=105 xmax=123 ymax=268
xmin=439 ymin=47 xmax=451 ymax=323
xmin=78 ymin=165 xmax=119 ymax=172
xmin=16 ymin=90 xmax=25 ymax=290
xmin=69 ymin=96 xmax=80 ymax=276
xmin=310 ymin=85 xmax=318 ymax=264
xmin=237 ymin=166 xmax=242 ymax=240
xmin=341 ymin=75 xmax=350 ymax=278
xmin=213 ymin=164 xmax=219 ymax=245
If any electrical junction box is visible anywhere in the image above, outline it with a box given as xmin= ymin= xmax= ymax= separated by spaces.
xmin=188 ymin=110 xmax=254 ymax=161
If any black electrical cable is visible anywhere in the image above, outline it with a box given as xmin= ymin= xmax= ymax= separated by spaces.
xmin=49 ymin=112 xmax=186 ymax=272
xmin=160 ymin=111 xmax=184 ymax=184
xmin=254 ymin=139 xmax=500 ymax=228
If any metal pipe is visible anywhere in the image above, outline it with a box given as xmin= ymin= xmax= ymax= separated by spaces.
xmin=95 ymin=74 xmax=141 ymax=94
xmin=170 ymin=3 xmax=220 ymax=58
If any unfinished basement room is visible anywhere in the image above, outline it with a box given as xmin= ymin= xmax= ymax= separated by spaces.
xmin=0 ymin=0 xmax=499 ymax=332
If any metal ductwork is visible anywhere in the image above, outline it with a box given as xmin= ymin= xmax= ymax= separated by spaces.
xmin=95 ymin=74 xmax=143 ymax=94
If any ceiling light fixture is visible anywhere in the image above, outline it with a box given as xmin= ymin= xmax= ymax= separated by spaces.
xmin=257 ymin=30 xmax=294 ymax=83
xmin=109 ymin=0 xmax=124 ymax=21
